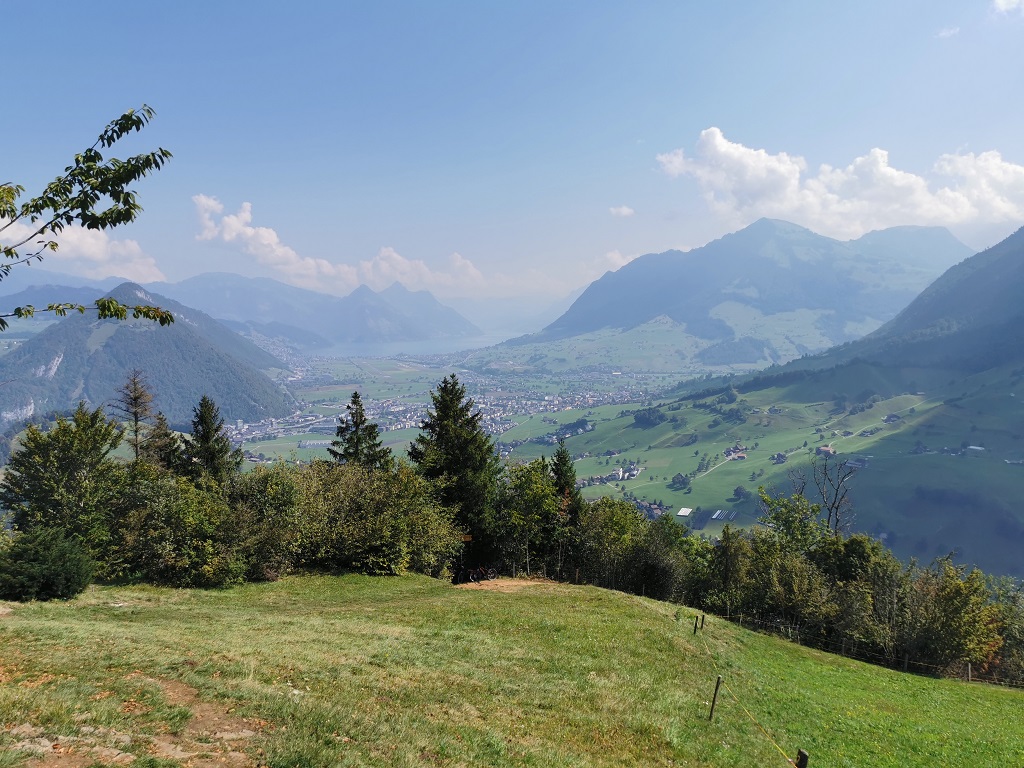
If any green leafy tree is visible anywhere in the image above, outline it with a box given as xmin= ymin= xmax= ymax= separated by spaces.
xmin=757 ymin=486 xmax=824 ymax=553
xmin=408 ymin=374 xmax=501 ymax=556
xmin=0 ymin=403 xmax=126 ymax=550
xmin=706 ymin=524 xmax=751 ymax=619
xmin=492 ymin=458 xmax=559 ymax=576
xmin=897 ymin=558 xmax=1002 ymax=669
xmin=328 ymin=391 xmax=392 ymax=470
xmin=291 ymin=461 xmax=460 ymax=576
xmin=119 ymin=471 xmax=241 ymax=587
xmin=226 ymin=464 xmax=302 ymax=581
xmin=0 ymin=106 xmax=173 ymax=329
xmin=183 ymin=395 xmax=242 ymax=484
xmin=575 ymin=497 xmax=647 ymax=590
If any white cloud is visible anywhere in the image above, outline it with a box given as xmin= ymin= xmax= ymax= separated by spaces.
xmin=194 ymin=195 xmax=487 ymax=297
xmin=609 ymin=205 xmax=635 ymax=217
xmin=657 ymin=127 xmax=1024 ymax=239
xmin=936 ymin=26 xmax=960 ymax=38
xmin=602 ymin=250 xmax=640 ymax=270
xmin=0 ymin=218 xmax=165 ymax=282
xmin=993 ymin=0 xmax=1024 ymax=11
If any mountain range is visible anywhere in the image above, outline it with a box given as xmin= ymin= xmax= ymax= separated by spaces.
xmin=487 ymin=219 xmax=973 ymax=372
xmin=0 ymin=272 xmax=482 ymax=349
xmin=0 ymin=283 xmax=295 ymax=429
xmin=148 ymin=274 xmax=482 ymax=348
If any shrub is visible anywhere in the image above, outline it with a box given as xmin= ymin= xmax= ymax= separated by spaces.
xmin=0 ymin=527 xmax=94 ymax=601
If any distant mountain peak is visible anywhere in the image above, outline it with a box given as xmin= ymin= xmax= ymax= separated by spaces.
xmin=531 ymin=219 xmax=974 ymax=361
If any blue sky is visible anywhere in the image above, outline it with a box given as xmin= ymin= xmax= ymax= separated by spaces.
xmin=5 ymin=1 xmax=1024 ymax=301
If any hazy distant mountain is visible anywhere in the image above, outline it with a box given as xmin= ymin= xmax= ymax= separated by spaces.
xmin=148 ymin=274 xmax=481 ymax=347
xmin=0 ymin=284 xmax=104 ymax=310
xmin=800 ymin=224 xmax=1024 ymax=372
xmin=0 ymin=283 xmax=294 ymax=429
xmin=515 ymin=219 xmax=972 ymax=368
xmin=0 ymin=267 xmax=123 ymax=295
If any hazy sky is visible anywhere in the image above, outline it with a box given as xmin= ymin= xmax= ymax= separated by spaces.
xmin=5 ymin=1 xmax=1024 ymax=300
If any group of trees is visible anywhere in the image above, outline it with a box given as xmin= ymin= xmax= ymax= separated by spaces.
xmin=2 ymin=367 xmax=1023 ymax=686
xmin=682 ymin=490 xmax=1021 ymax=683
xmin=0 ymin=371 xmax=463 ymax=593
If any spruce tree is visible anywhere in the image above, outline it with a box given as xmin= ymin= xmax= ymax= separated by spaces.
xmin=328 ymin=391 xmax=392 ymax=470
xmin=0 ymin=402 xmax=125 ymax=541
xmin=140 ymin=412 xmax=185 ymax=473
xmin=408 ymin=374 xmax=500 ymax=554
xmin=550 ymin=440 xmax=585 ymax=528
xmin=110 ymin=369 xmax=154 ymax=461
xmin=183 ymin=395 xmax=242 ymax=484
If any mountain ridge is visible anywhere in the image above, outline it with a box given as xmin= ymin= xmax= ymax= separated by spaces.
xmin=0 ymin=283 xmax=295 ymax=428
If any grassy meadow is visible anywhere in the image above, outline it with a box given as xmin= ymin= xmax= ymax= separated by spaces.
xmin=2 ymin=575 xmax=1022 ymax=768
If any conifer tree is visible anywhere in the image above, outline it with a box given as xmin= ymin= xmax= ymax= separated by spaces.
xmin=408 ymin=374 xmax=500 ymax=554
xmin=0 ymin=403 xmax=125 ymax=542
xmin=328 ymin=391 xmax=392 ymax=470
xmin=110 ymin=369 xmax=154 ymax=461
xmin=140 ymin=412 xmax=185 ymax=473
xmin=183 ymin=395 xmax=242 ymax=484
xmin=550 ymin=440 xmax=585 ymax=528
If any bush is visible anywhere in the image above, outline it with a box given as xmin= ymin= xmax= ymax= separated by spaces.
xmin=0 ymin=527 xmax=93 ymax=601
xmin=120 ymin=473 xmax=242 ymax=588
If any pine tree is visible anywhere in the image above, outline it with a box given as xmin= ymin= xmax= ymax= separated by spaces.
xmin=183 ymin=396 xmax=242 ymax=484
xmin=110 ymin=369 xmax=154 ymax=461
xmin=328 ymin=391 xmax=392 ymax=470
xmin=408 ymin=374 xmax=500 ymax=553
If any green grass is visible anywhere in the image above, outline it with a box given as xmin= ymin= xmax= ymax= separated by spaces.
xmin=2 ymin=576 xmax=1022 ymax=767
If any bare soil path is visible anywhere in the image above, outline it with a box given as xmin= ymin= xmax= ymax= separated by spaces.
xmin=9 ymin=675 xmax=262 ymax=768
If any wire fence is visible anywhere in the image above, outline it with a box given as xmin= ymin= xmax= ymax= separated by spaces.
xmin=719 ymin=611 xmax=1024 ymax=690
xmin=692 ymin=615 xmax=806 ymax=766
xmin=685 ymin=608 xmax=1024 ymax=767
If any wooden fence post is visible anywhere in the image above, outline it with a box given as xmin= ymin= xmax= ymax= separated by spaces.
xmin=694 ymin=616 xmax=699 ymax=635
xmin=701 ymin=614 xmax=705 ymax=629
xmin=709 ymin=675 xmax=723 ymax=721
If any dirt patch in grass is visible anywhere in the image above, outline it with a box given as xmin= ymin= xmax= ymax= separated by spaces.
xmin=10 ymin=676 xmax=263 ymax=768
xmin=454 ymin=578 xmax=560 ymax=593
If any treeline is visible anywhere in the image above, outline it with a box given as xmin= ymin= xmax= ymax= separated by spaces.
xmin=0 ymin=377 xmax=461 ymax=595
xmin=1 ymin=372 xmax=1022 ymax=686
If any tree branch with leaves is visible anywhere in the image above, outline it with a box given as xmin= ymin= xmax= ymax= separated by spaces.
xmin=0 ymin=105 xmax=174 ymax=330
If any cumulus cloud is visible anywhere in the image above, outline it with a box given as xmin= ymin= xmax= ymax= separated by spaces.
xmin=993 ymin=0 xmax=1024 ymax=11
xmin=657 ymin=127 xmax=1024 ymax=239
xmin=0 ymin=218 xmax=165 ymax=282
xmin=194 ymin=195 xmax=487 ymax=297
xmin=936 ymin=25 xmax=960 ymax=38
xmin=609 ymin=205 xmax=635 ymax=217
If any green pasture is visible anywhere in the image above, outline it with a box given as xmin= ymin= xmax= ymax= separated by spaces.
xmin=1 ymin=576 xmax=1021 ymax=768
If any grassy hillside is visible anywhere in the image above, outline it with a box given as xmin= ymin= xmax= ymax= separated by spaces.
xmin=2 ymin=576 xmax=1022 ymax=767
